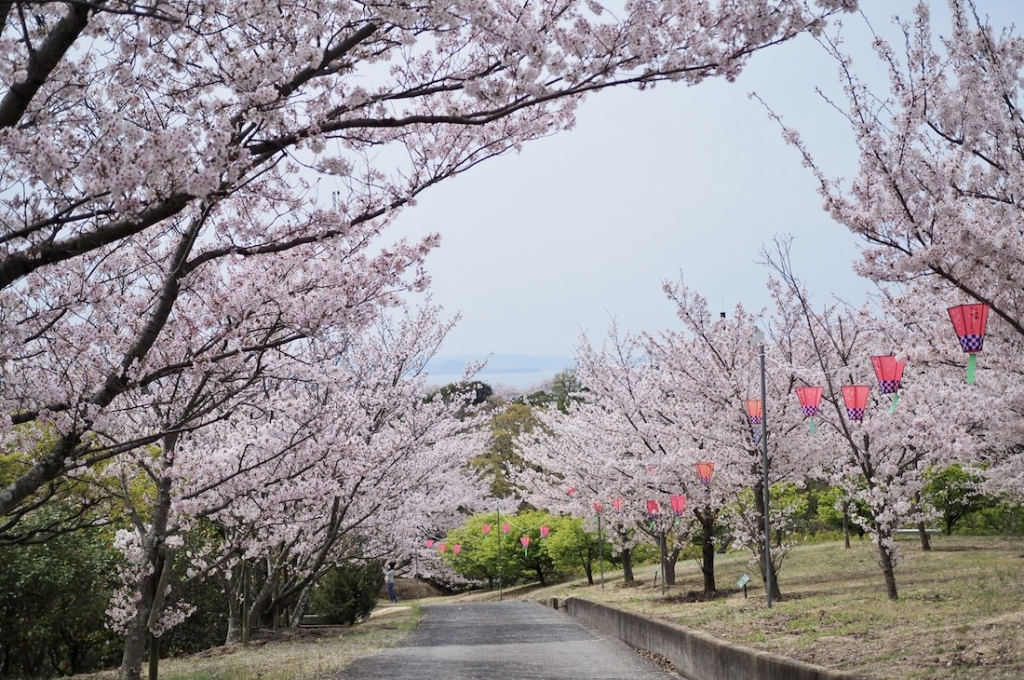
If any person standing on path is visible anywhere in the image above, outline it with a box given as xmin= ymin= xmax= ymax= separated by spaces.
xmin=384 ymin=561 xmax=398 ymax=603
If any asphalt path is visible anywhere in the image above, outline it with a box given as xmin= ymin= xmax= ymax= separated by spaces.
xmin=334 ymin=601 xmax=680 ymax=680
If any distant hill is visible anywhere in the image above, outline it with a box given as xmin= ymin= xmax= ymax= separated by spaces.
xmin=424 ymin=354 xmax=573 ymax=388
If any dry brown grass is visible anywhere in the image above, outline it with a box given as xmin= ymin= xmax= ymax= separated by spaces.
xmin=524 ymin=535 xmax=1024 ymax=679
xmin=72 ymin=604 xmax=420 ymax=680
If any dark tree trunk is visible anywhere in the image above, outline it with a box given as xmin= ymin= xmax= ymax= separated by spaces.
xmin=753 ymin=479 xmax=781 ymax=600
xmin=877 ymin=536 xmax=899 ymax=601
xmin=843 ymin=510 xmax=851 ymax=549
xmin=699 ymin=511 xmax=716 ymax=595
xmin=620 ymin=547 xmax=634 ymax=583
xmin=917 ymin=521 xmax=932 ymax=551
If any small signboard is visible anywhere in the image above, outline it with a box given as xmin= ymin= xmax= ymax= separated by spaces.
xmin=736 ymin=574 xmax=750 ymax=588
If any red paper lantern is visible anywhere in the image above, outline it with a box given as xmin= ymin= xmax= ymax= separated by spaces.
xmin=948 ymin=303 xmax=990 ymax=383
xmin=425 ymin=539 xmax=435 ymax=549
xmin=745 ymin=399 xmax=763 ymax=425
xmin=481 ymin=524 xmax=491 ymax=536
xmin=842 ymin=385 xmax=870 ymax=421
xmin=646 ymin=499 xmax=659 ymax=517
xmin=695 ymin=461 xmax=715 ymax=485
xmin=502 ymin=523 xmax=511 ymax=535
xmin=612 ymin=498 xmax=624 ymax=512
xmin=540 ymin=525 xmax=550 ymax=538
xmin=453 ymin=544 xmax=461 ymax=554
xmin=593 ymin=502 xmax=602 ymax=513
xmin=948 ymin=303 xmax=990 ymax=353
xmin=438 ymin=543 xmax=446 ymax=553
xmin=566 ymin=486 xmax=577 ymax=495
xmin=871 ymin=355 xmax=905 ymax=394
xmin=670 ymin=495 xmax=687 ymax=516
xmin=795 ymin=386 xmax=823 ymax=417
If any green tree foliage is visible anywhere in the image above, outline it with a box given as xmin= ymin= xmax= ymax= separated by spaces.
xmin=444 ymin=511 xmax=562 ymax=587
xmin=308 ymin=561 xmax=383 ymax=625
xmin=922 ymin=464 xmax=992 ymax=536
xmin=0 ymin=519 xmax=122 ymax=678
xmin=543 ymin=514 xmax=612 ymax=585
xmin=471 ymin=403 xmax=538 ymax=497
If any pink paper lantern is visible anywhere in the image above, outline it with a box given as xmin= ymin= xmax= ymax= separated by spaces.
xmin=593 ymin=502 xmax=602 ymax=513
xmin=871 ymin=355 xmax=906 ymax=394
xmin=502 ymin=523 xmax=511 ymax=535
xmin=482 ymin=524 xmax=491 ymax=536
xmin=745 ymin=399 xmax=763 ymax=425
xmin=540 ymin=525 xmax=550 ymax=538
xmin=425 ymin=539 xmax=435 ymax=549
xmin=520 ymin=535 xmax=530 ymax=548
xmin=647 ymin=499 xmax=659 ymax=517
xmin=842 ymin=385 xmax=870 ymax=421
xmin=695 ymin=461 xmax=715 ymax=485
xmin=612 ymin=498 xmax=624 ymax=512
xmin=795 ymin=386 xmax=823 ymax=417
xmin=452 ymin=544 xmax=461 ymax=554
xmin=670 ymin=495 xmax=687 ymax=516
xmin=437 ymin=543 xmax=446 ymax=553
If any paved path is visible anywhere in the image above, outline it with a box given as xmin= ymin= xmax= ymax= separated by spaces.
xmin=334 ymin=601 xmax=680 ymax=679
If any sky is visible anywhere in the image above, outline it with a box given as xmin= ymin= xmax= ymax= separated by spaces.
xmin=388 ymin=1 xmax=1024 ymax=375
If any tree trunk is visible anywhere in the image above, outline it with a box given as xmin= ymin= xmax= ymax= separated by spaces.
xmin=620 ymin=547 xmax=634 ymax=583
xmin=917 ymin=521 xmax=932 ymax=551
xmin=289 ymin=584 xmax=311 ymax=628
xmin=119 ymin=475 xmax=173 ymax=680
xmin=877 ymin=537 xmax=899 ymax=601
xmin=583 ymin=558 xmax=593 ymax=585
xmin=225 ymin=568 xmax=241 ymax=644
xmin=699 ymin=512 xmax=716 ymax=595
xmin=843 ymin=510 xmax=851 ymax=549
xmin=753 ymin=479 xmax=781 ymax=600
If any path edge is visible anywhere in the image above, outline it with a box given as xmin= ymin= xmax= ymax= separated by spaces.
xmin=540 ymin=596 xmax=877 ymax=680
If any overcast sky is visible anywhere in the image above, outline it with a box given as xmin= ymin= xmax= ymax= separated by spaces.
xmin=390 ymin=0 xmax=1024 ymax=363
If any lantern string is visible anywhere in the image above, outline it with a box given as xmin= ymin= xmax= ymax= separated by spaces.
xmin=967 ymin=352 xmax=977 ymax=384
xmin=888 ymin=393 xmax=900 ymax=414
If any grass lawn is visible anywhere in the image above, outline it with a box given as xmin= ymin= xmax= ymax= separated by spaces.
xmin=524 ymin=535 xmax=1024 ymax=679
xmin=73 ymin=603 xmax=420 ymax=680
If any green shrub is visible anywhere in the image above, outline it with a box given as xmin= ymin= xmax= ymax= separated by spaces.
xmin=308 ymin=561 xmax=382 ymax=625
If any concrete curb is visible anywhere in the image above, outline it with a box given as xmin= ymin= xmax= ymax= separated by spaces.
xmin=545 ymin=596 xmax=877 ymax=680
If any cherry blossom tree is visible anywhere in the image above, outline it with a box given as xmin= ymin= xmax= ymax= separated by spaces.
xmin=104 ymin=306 xmax=487 ymax=679
xmin=762 ymin=244 xmax=1005 ymax=600
xmin=0 ymin=0 xmax=860 ymax=530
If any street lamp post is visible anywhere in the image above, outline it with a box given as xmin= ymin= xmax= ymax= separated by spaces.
xmin=594 ymin=502 xmax=605 ymax=590
xmin=759 ymin=336 xmax=773 ymax=609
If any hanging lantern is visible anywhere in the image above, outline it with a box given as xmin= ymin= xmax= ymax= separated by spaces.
xmin=438 ymin=543 xmax=446 ymax=553
xmin=670 ymin=495 xmax=687 ymax=516
xmin=453 ymin=544 xmax=461 ymax=554
xmin=612 ymin=498 xmax=624 ymax=512
xmin=520 ymin=535 xmax=530 ymax=556
xmin=695 ymin=461 xmax=715 ymax=485
xmin=948 ymin=303 xmax=990 ymax=383
xmin=745 ymin=399 xmax=763 ymax=424
xmin=502 ymin=523 xmax=511 ymax=535
xmin=481 ymin=524 xmax=491 ymax=536
xmin=795 ymin=386 xmax=823 ymax=433
xmin=593 ymin=502 xmax=602 ymax=513
xmin=425 ymin=539 xmax=435 ymax=549
xmin=871 ymin=355 xmax=906 ymax=413
xmin=646 ymin=499 xmax=659 ymax=517
xmin=745 ymin=399 xmax=763 ymax=443
xmin=566 ymin=487 xmax=577 ymax=496
xmin=841 ymin=385 xmax=870 ymax=421
xmin=540 ymin=525 xmax=550 ymax=539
